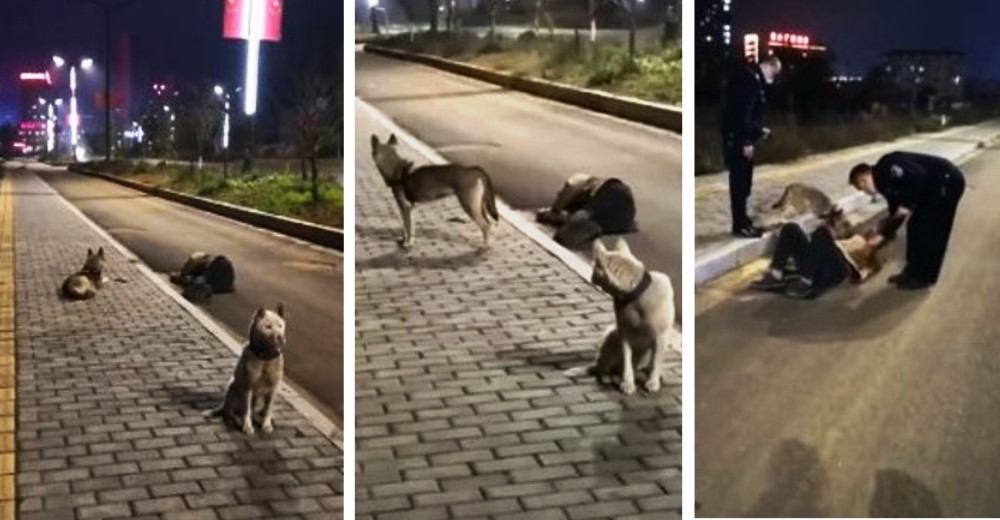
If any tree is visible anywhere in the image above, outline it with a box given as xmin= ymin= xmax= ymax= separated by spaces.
xmin=533 ymin=0 xmax=554 ymax=35
xmin=294 ymin=75 xmax=338 ymax=204
xmin=609 ymin=0 xmax=639 ymax=59
xmin=179 ymin=83 xmax=220 ymax=171
xmin=428 ymin=0 xmax=439 ymax=33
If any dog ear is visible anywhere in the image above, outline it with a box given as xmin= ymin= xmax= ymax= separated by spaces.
xmin=592 ymin=239 xmax=607 ymax=258
xmin=276 ymin=303 xmax=284 ymax=318
xmin=254 ymin=307 xmax=267 ymax=321
xmin=87 ymin=248 xmax=93 ymax=256
xmin=388 ymin=134 xmax=398 ymax=146
xmin=370 ymin=134 xmax=379 ymax=149
xmin=613 ymin=237 xmax=631 ymax=255
xmin=97 ymin=247 xmax=105 ymax=258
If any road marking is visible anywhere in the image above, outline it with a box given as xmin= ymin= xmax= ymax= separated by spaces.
xmin=0 ymin=174 xmax=15 ymax=518
xmin=357 ymin=97 xmax=683 ymax=351
xmin=41 ymin=172 xmax=344 ymax=451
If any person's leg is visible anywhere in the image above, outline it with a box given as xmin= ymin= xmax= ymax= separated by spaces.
xmin=752 ymin=224 xmax=807 ymax=291
xmin=922 ymin=188 xmax=964 ymax=284
xmin=726 ymin=144 xmax=752 ymax=232
xmin=785 ymin=227 xmax=848 ymax=298
xmin=770 ymin=224 xmax=809 ymax=272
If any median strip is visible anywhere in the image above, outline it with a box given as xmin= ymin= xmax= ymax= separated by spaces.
xmin=67 ymin=164 xmax=344 ymax=251
xmin=364 ymin=43 xmax=682 ymax=133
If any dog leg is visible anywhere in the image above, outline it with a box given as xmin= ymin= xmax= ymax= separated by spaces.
xmin=620 ymin=341 xmax=636 ymax=395
xmin=393 ymin=191 xmax=414 ymax=248
xmin=645 ymin=334 xmax=668 ymax=392
xmin=240 ymin=389 xmax=255 ymax=435
xmin=260 ymin=391 xmax=276 ymax=434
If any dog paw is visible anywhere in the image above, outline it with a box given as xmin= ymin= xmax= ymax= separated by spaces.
xmin=620 ymin=379 xmax=637 ymax=395
xmin=262 ymin=420 xmax=274 ymax=434
xmin=242 ymin=421 xmax=255 ymax=436
xmin=645 ymin=377 xmax=661 ymax=393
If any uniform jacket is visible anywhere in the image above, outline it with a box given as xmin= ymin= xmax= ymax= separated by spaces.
xmin=721 ymin=64 xmax=768 ymax=146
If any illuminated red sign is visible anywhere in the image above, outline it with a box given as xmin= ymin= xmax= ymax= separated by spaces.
xmin=20 ymin=72 xmax=51 ymax=84
xmin=769 ymin=32 xmax=812 ymax=49
xmin=223 ymin=0 xmax=282 ymax=42
xmin=19 ymin=121 xmax=45 ymax=131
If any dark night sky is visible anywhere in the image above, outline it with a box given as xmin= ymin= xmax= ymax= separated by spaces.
xmin=734 ymin=0 xmax=1000 ymax=80
xmin=0 ymin=0 xmax=343 ymax=124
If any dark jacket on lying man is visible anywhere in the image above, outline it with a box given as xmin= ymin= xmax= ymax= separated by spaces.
xmin=537 ymin=175 xmax=638 ymax=249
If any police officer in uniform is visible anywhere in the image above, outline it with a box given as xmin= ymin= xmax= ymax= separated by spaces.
xmin=720 ymin=55 xmax=782 ymax=238
xmin=849 ymin=151 xmax=966 ymax=289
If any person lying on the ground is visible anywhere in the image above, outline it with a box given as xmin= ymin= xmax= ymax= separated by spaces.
xmin=750 ymin=221 xmax=885 ymax=299
xmin=536 ymin=173 xmax=637 ymax=249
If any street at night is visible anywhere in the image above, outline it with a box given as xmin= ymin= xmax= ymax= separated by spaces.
xmin=0 ymin=1 xmax=343 ymax=518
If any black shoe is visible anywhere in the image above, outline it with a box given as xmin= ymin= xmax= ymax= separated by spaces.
xmin=888 ymin=271 xmax=910 ymax=285
xmin=750 ymin=272 xmax=787 ymax=292
xmin=785 ymin=279 xmax=818 ymax=299
xmin=897 ymin=278 xmax=932 ymax=291
xmin=733 ymin=226 xmax=764 ymax=239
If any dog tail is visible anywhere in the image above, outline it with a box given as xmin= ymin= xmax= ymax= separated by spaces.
xmin=480 ymin=169 xmax=499 ymax=224
xmin=563 ymin=365 xmax=597 ymax=378
xmin=771 ymin=185 xmax=791 ymax=210
xmin=203 ymin=405 xmax=225 ymax=418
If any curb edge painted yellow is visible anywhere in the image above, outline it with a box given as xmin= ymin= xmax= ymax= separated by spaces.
xmin=0 ymin=174 xmax=15 ymax=518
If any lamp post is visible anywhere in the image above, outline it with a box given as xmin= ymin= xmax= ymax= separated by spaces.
xmin=214 ymin=84 xmax=233 ymax=178
xmin=75 ymin=0 xmax=135 ymax=162
xmin=54 ymin=56 xmax=94 ymax=161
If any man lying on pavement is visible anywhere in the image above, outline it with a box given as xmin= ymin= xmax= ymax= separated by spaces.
xmin=750 ymin=219 xmax=886 ymax=299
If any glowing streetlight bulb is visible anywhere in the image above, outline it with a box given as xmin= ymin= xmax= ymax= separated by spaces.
xmin=52 ymin=56 xmax=65 ymax=68
xmin=80 ymin=58 xmax=94 ymax=70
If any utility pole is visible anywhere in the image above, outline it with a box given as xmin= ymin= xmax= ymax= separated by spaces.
xmin=76 ymin=0 xmax=134 ymax=163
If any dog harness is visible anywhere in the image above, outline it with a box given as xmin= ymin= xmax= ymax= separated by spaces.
xmin=613 ymin=271 xmax=653 ymax=312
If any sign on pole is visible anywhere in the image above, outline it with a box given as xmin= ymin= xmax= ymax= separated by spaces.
xmin=222 ymin=0 xmax=283 ymax=116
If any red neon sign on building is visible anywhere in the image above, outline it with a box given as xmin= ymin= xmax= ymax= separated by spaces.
xmin=768 ymin=32 xmax=812 ymax=49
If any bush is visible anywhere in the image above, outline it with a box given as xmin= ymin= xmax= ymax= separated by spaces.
xmin=587 ymin=46 xmax=639 ymax=87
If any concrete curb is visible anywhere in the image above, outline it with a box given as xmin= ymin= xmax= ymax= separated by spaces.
xmin=67 ymin=164 xmax=344 ymax=251
xmin=364 ymin=44 xmax=683 ymax=134
xmin=694 ymin=132 xmax=1000 ymax=286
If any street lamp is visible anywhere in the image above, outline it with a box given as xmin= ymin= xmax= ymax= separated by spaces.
xmin=214 ymin=84 xmax=234 ymax=177
xmin=53 ymin=55 xmax=95 ymax=161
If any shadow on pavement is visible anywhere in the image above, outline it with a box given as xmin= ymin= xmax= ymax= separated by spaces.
xmin=869 ymin=469 xmax=943 ymax=517
xmin=750 ymin=283 xmax=927 ymax=344
xmin=745 ymin=439 xmax=828 ymax=517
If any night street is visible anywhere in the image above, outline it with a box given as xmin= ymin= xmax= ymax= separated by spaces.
xmin=23 ymin=161 xmax=344 ymax=424
xmin=356 ymin=48 xmax=684 ymax=305
xmin=695 ymin=145 xmax=1000 ymax=517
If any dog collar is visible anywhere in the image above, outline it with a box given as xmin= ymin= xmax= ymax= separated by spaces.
xmin=249 ymin=341 xmax=282 ymax=361
xmin=613 ymin=271 xmax=652 ymax=310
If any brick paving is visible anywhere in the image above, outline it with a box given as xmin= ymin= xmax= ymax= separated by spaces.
xmin=695 ymin=121 xmax=1000 ymax=254
xmin=10 ymin=170 xmax=343 ymax=519
xmin=355 ymin=112 xmax=682 ymax=519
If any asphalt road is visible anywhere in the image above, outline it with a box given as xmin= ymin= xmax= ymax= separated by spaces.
xmin=24 ymin=163 xmax=344 ymax=425
xmin=695 ymin=146 xmax=1000 ymax=517
xmin=356 ymin=50 xmax=683 ymax=312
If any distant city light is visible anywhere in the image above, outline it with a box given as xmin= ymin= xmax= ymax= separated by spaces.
xmin=52 ymin=56 xmax=65 ymax=68
xmin=81 ymin=58 xmax=94 ymax=70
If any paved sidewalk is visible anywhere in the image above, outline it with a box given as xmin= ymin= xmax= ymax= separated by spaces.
xmin=695 ymin=121 xmax=1000 ymax=254
xmin=355 ymin=107 xmax=681 ymax=519
xmin=9 ymin=171 xmax=342 ymax=519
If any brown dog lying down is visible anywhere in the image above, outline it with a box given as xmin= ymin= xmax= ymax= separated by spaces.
xmin=536 ymin=174 xmax=638 ymax=249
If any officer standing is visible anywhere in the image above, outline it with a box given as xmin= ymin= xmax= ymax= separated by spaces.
xmin=720 ymin=55 xmax=781 ymax=238
xmin=848 ymin=151 xmax=966 ymax=289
